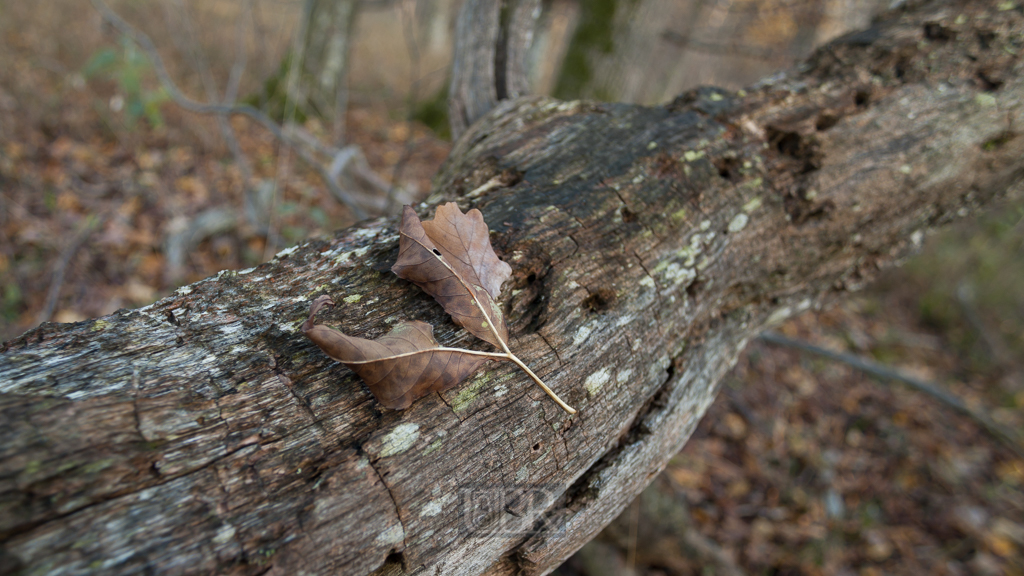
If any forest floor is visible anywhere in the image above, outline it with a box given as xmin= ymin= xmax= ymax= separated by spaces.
xmin=2 ymin=6 xmax=1024 ymax=576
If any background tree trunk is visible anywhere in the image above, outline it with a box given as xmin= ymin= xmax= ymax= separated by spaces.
xmin=2 ymin=0 xmax=1022 ymax=574
xmin=449 ymin=0 xmax=541 ymax=139
xmin=551 ymin=0 xmax=890 ymax=103
xmin=272 ymin=0 xmax=357 ymax=142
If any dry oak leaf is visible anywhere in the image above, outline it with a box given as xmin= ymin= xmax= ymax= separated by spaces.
xmin=391 ymin=203 xmax=511 ymax=348
xmin=303 ymin=202 xmax=575 ymax=414
xmin=301 ymin=295 xmax=493 ymax=409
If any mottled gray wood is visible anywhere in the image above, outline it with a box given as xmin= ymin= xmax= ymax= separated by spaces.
xmin=2 ymin=0 xmax=1023 ymax=574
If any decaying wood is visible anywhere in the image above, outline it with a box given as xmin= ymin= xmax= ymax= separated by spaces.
xmin=2 ymin=0 xmax=1023 ymax=574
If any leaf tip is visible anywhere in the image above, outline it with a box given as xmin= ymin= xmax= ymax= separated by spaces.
xmin=303 ymin=295 xmax=335 ymax=333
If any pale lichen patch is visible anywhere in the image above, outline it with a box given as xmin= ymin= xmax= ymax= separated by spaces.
xmin=420 ymin=499 xmax=444 ymax=518
xmin=975 ymin=93 xmax=997 ymax=107
xmin=663 ymin=263 xmax=696 ymax=289
xmin=273 ymin=245 xmax=299 ymax=259
xmin=515 ymin=464 xmax=531 ymax=482
xmin=450 ymin=373 xmax=491 ymax=412
xmin=911 ymin=230 xmax=924 ymax=247
xmin=212 ymin=524 xmax=236 ymax=545
xmin=584 ymin=368 xmax=612 ymax=397
xmin=375 ymin=524 xmax=404 ymax=546
xmin=379 ymin=423 xmax=420 ymax=457
xmin=766 ymin=306 xmax=793 ymax=326
xmin=728 ymin=213 xmax=750 ymax=233
xmin=573 ymin=323 xmax=595 ymax=347
xmin=91 ymin=320 xmax=111 ymax=332
xmin=304 ymin=284 xmax=330 ymax=300
xmin=423 ymin=433 xmax=447 ymax=455
xmin=350 ymin=227 xmax=380 ymax=240
xmin=683 ymin=150 xmax=705 ymax=162
xmin=616 ymin=368 xmax=634 ymax=384
xmin=742 ymin=197 xmax=763 ymax=213
xmin=343 ymin=294 xmax=362 ymax=304
xmin=742 ymin=177 xmax=764 ymax=190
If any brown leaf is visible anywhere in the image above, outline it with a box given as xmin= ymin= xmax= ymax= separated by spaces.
xmin=302 ymin=295 xmax=497 ymax=409
xmin=303 ymin=204 xmax=575 ymax=414
xmin=391 ymin=203 xmax=512 ymax=349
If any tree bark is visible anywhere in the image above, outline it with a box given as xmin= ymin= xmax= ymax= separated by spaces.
xmin=2 ymin=0 xmax=1022 ymax=574
xmin=449 ymin=0 xmax=541 ymax=139
xmin=282 ymin=0 xmax=357 ymax=141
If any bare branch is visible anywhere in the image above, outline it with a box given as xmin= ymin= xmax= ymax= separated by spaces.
xmin=37 ymin=215 xmax=105 ymax=324
xmin=759 ymin=331 xmax=1024 ymax=459
xmin=89 ymin=0 xmax=369 ymax=220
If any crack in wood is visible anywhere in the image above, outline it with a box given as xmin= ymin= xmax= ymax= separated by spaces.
xmin=535 ymin=332 xmax=562 ymax=366
xmin=130 ymin=367 xmax=144 ymax=443
xmin=364 ymin=451 xmax=408 ymax=569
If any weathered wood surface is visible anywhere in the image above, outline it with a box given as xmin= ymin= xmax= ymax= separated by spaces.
xmin=2 ymin=0 xmax=1022 ymax=574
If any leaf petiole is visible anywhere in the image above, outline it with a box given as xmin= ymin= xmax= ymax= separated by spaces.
xmin=505 ymin=352 xmax=577 ymax=414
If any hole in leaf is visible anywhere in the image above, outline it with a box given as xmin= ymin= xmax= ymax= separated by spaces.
xmin=621 ymin=208 xmax=637 ymax=223
xmin=527 ymin=273 xmax=537 ymax=284
xmin=532 ymin=442 xmax=541 ymax=451
xmin=432 ymin=249 xmax=442 ymax=256
xmin=854 ymin=90 xmax=870 ymax=107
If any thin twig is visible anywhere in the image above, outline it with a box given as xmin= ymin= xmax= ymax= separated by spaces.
xmin=626 ymin=496 xmax=639 ymax=572
xmin=956 ymin=283 xmax=1015 ymax=367
xmin=167 ymin=0 xmax=256 ymax=201
xmin=37 ymin=215 xmax=105 ymax=325
xmin=759 ymin=331 xmax=1024 ymax=459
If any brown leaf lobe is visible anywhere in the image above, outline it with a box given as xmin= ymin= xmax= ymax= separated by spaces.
xmin=392 ymin=203 xmax=512 ymax=349
xmin=302 ymin=295 xmax=493 ymax=409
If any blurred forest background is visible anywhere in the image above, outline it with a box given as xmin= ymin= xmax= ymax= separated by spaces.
xmin=1 ymin=0 xmax=1023 ymax=574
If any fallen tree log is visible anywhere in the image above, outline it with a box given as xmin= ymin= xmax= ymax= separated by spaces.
xmin=1 ymin=0 xmax=1022 ymax=573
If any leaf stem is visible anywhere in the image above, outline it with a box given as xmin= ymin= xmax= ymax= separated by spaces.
xmin=506 ymin=352 xmax=577 ymax=415
xmin=337 ymin=347 xmax=509 ymax=364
